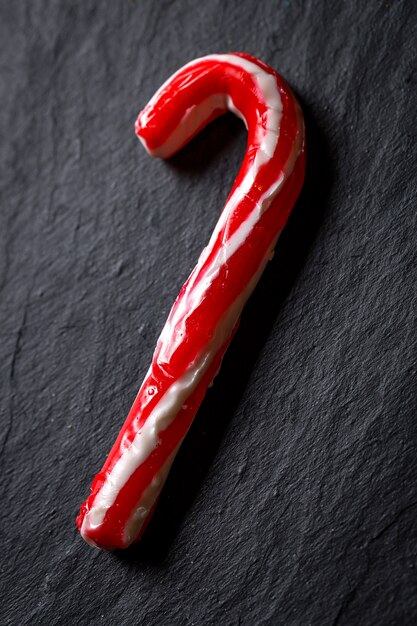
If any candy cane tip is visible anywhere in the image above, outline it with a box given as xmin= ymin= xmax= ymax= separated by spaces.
xmin=135 ymin=117 xmax=151 ymax=152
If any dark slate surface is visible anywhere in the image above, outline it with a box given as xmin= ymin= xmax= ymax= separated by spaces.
xmin=1 ymin=1 xmax=416 ymax=624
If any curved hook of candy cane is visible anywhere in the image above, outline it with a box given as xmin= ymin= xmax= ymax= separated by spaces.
xmin=136 ymin=52 xmax=304 ymax=196
xmin=77 ymin=53 xmax=305 ymax=549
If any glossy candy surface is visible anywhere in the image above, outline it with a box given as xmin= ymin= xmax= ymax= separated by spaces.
xmin=77 ymin=53 xmax=305 ymax=549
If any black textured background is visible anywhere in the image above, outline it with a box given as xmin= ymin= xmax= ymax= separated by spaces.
xmin=1 ymin=2 xmax=416 ymax=625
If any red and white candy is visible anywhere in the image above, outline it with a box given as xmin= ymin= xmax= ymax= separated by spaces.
xmin=77 ymin=53 xmax=305 ymax=549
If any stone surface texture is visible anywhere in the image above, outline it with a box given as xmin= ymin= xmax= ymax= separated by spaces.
xmin=1 ymin=1 xmax=416 ymax=625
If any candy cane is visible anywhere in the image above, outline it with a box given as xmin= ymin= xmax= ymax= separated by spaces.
xmin=77 ymin=53 xmax=305 ymax=549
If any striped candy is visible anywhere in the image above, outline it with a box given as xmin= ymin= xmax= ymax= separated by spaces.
xmin=77 ymin=53 xmax=306 ymax=549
